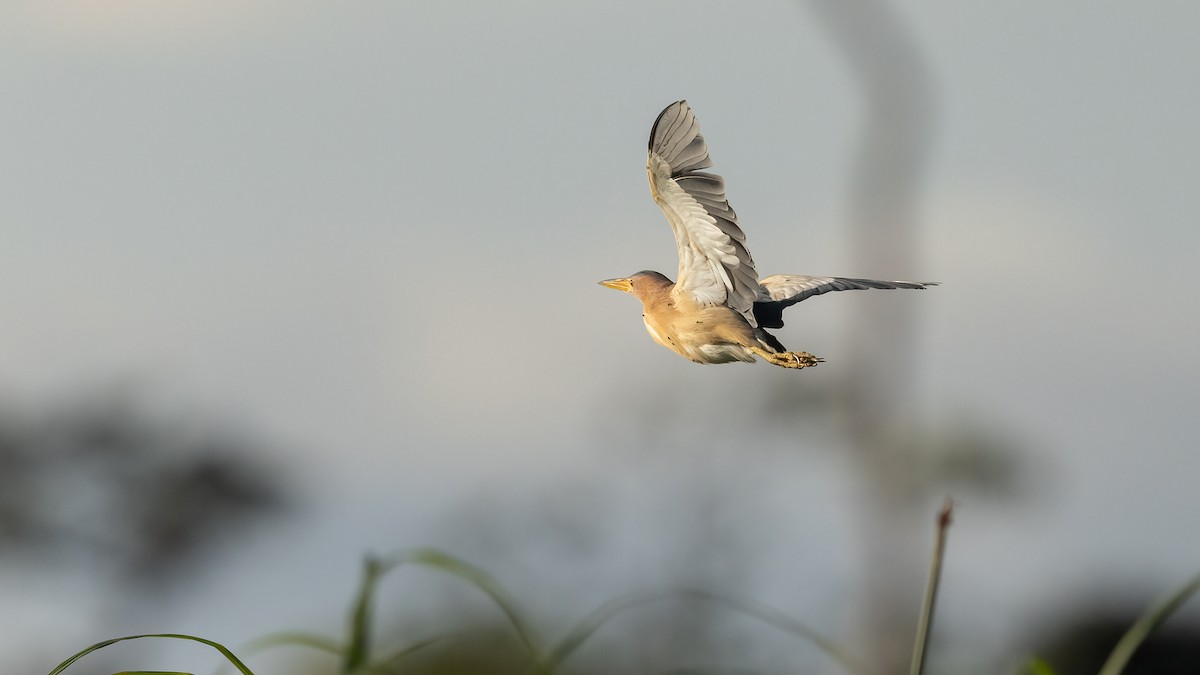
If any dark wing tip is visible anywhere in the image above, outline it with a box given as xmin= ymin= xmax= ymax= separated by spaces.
xmin=648 ymin=100 xmax=688 ymax=152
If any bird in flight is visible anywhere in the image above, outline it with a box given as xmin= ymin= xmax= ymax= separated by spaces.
xmin=600 ymin=100 xmax=935 ymax=369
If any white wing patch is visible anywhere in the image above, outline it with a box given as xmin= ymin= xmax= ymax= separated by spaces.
xmin=647 ymin=101 xmax=759 ymax=326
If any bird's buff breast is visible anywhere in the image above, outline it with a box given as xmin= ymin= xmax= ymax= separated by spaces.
xmin=641 ymin=316 xmax=755 ymax=364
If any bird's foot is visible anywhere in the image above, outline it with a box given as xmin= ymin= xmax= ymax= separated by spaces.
xmin=753 ymin=348 xmax=824 ymax=369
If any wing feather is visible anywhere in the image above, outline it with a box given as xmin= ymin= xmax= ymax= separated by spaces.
xmin=753 ymin=275 xmax=938 ymax=328
xmin=647 ymin=101 xmax=759 ymax=325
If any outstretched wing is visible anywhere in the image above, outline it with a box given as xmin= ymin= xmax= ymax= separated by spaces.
xmin=647 ymin=100 xmax=759 ymax=326
xmin=754 ymin=275 xmax=937 ymax=328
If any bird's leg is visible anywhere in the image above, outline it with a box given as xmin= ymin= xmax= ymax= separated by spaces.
xmin=751 ymin=347 xmax=824 ymax=369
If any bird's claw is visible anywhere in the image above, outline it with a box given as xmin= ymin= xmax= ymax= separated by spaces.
xmin=760 ymin=350 xmax=823 ymax=369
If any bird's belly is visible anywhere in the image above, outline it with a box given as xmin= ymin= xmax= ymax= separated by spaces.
xmin=694 ymin=343 xmax=756 ymax=364
xmin=643 ymin=317 xmax=755 ymax=364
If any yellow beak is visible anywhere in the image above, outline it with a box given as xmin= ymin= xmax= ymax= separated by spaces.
xmin=599 ymin=277 xmax=633 ymax=293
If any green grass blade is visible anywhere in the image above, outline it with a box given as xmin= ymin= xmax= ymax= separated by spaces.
xmin=344 ymin=556 xmax=385 ymax=672
xmin=47 ymin=634 xmax=254 ymax=675
xmin=1097 ymin=571 xmax=1200 ymax=675
xmin=377 ymin=548 xmax=542 ymax=664
xmin=210 ymin=632 xmax=341 ymax=675
xmin=540 ymin=588 xmax=872 ymax=675
xmin=910 ymin=500 xmax=953 ymax=675
xmin=242 ymin=631 xmax=342 ymax=656
xmin=342 ymin=549 xmax=543 ymax=674
xmin=540 ymin=590 xmax=663 ymax=669
xmin=361 ymin=635 xmax=450 ymax=674
xmin=681 ymin=590 xmax=873 ymax=675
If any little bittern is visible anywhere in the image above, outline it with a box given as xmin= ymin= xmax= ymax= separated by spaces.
xmin=601 ymin=100 xmax=935 ymax=369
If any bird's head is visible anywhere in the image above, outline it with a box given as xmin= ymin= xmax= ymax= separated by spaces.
xmin=598 ymin=270 xmax=673 ymax=300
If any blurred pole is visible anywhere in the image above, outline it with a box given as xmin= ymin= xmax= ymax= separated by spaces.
xmin=802 ymin=0 xmax=938 ymax=671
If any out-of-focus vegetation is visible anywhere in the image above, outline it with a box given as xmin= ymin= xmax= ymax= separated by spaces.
xmin=0 ymin=391 xmax=286 ymax=584
xmin=47 ymin=545 xmax=1200 ymax=675
xmin=11 ymin=390 xmax=1199 ymax=675
xmin=0 ymin=389 xmax=287 ymax=674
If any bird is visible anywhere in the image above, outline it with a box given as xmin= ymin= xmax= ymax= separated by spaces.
xmin=600 ymin=100 xmax=936 ymax=369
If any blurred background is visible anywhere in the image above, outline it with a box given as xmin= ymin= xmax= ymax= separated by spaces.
xmin=3 ymin=1 xmax=1199 ymax=673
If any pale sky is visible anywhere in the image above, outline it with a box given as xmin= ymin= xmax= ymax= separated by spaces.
xmin=3 ymin=1 xmax=1199 ymax=672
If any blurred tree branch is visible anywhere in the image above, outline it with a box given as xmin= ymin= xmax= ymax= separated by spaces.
xmin=802 ymin=0 xmax=939 ymax=671
xmin=0 ymin=389 xmax=288 ymax=587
